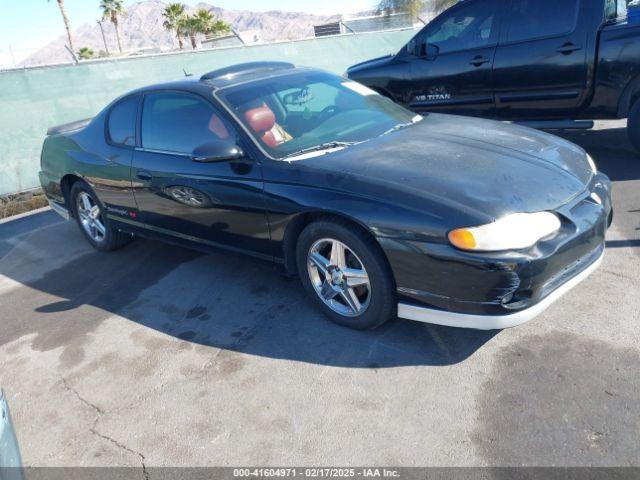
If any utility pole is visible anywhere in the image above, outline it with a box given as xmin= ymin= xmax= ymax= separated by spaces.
xmin=97 ymin=20 xmax=110 ymax=55
xmin=230 ymin=28 xmax=246 ymax=46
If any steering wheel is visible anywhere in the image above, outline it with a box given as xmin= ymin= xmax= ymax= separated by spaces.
xmin=317 ymin=105 xmax=338 ymax=124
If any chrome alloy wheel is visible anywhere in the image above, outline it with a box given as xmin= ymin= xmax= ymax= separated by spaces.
xmin=307 ymin=238 xmax=371 ymax=317
xmin=76 ymin=191 xmax=106 ymax=242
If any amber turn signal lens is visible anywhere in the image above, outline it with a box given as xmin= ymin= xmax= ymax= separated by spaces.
xmin=448 ymin=229 xmax=477 ymax=250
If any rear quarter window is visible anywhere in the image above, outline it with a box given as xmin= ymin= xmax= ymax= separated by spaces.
xmin=107 ymin=96 xmax=139 ymax=146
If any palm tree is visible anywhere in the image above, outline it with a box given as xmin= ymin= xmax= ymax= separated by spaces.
xmin=162 ymin=3 xmax=186 ymax=50
xmin=435 ymin=0 xmax=457 ymax=13
xmin=377 ymin=0 xmax=425 ymax=19
xmin=77 ymin=47 xmax=95 ymax=60
xmin=177 ymin=9 xmax=232 ymax=50
xmin=100 ymin=0 xmax=126 ymax=53
xmin=48 ymin=0 xmax=74 ymax=53
xmin=179 ymin=15 xmax=200 ymax=49
xmin=377 ymin=0 xmax=457 ymax=19
xmin=193 ymin=8 xmax=231 ymax=37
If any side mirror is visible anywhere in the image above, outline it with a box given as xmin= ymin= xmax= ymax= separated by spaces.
xmin=424 ymin=43 xmax=439 ymax=60
xmin=407 ymin=40 xmax=439 ymax=60
xmin=192 ymin=141 xmax=244 ymax=163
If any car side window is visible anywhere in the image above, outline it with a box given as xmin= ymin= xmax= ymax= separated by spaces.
xmin=505 ymin=0 xmax=579 ymax=43
xmin=107 ymin=95 xmax=138 ymax=146
xmin=141 ymin=92 xmax=237 ymax=154
xmin=424 ymin=0 xmax=498 ymax=54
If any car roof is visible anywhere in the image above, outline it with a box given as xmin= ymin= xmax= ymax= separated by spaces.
xmin=128 ymin=62 xmax=319 ymax=97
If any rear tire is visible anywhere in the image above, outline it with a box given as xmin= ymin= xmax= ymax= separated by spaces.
xmin=628 ymin=99 xmax=640 ymax=153
xmin=70 ymin=181 xmax=132 ymax=252
xmin=296 ymin=219 xmax=396 ymax=330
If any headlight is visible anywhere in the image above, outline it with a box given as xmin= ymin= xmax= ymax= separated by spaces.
xmin=448 ymin=212 xmax=561 ymax=252
xmin=587 ymin=154 xmax=597 ymax=174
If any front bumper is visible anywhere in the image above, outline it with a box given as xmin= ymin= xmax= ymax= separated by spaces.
xmin=390 ymin=172 xmax=612 ymax=329
xmin=398 ymin=249 xmax=604 ymax=330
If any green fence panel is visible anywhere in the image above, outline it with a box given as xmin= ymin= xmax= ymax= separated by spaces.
xmin=0 ymin=29 xmax=415 ymax=196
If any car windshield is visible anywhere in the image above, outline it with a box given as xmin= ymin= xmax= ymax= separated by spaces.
xmin=216 ymin=71 xmax=420 ymax=159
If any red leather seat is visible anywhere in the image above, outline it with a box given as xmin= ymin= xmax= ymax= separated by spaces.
xmin=261 ymin=130 xmax=279 ymax=148
xmin=244 ymin=104 xmax=281 ymax=147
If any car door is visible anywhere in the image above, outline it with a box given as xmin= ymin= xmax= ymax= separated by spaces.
xmin=131 ymin=90 xmax=271 ymax=257
xmin=406 ymin=0 xmax=501 ymax=116
xmin=493 ymin=0 xmax=589 ymax=118
xmin=92 ymin=94 xmax=140 ymax=214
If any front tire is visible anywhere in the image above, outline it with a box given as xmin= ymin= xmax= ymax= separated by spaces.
xmin=70 ymin=181 xmax=131 ymax=252
xmin=628 ymin=98 xmax=640 ymax=153
xmin=296 ymin=219 xmax=396 ymax=330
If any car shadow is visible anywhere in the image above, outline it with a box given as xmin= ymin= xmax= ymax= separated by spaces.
xmin=0 ymin=214 xmax=498 ymax=369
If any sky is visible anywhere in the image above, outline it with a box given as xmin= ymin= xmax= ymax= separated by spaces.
xmin=0 ymin=0 xmax=375 ymax=65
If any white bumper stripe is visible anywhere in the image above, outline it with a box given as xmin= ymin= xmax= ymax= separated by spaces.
xmin=398 ymin=251 xmax=604 ymax=330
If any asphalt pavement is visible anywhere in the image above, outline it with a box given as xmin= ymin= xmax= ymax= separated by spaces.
xmin=0 ymin=121 xmax=638 ymax=468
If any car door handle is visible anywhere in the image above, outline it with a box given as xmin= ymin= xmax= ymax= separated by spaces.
xmin=136 ymin=170 xmax=152 ymax=181
xmin=557 ymin=43 xmax=582 ymax=55
xmin=469 ymin=56 xmax=490 ymax=67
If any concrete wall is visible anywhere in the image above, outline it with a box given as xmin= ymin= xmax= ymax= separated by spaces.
xmin=0 ymin=28 xmax=415 ymax=196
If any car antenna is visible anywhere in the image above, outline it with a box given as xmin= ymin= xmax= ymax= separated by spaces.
xmin=183 ymin=68 xmax=193 ymax=78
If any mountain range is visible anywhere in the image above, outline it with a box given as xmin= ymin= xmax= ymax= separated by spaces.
xmin=22 ymin=0 xmax=349 ymax=67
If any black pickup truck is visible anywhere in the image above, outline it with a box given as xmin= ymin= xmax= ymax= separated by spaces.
xmin=347 ymin=0 xmax=640 ymax=152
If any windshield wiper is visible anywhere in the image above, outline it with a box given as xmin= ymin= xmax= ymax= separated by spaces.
xmin=283 ymin=141 xmax=358 ymax=159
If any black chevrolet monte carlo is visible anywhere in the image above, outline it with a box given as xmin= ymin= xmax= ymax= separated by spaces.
xmin=39 ymin=62 xmax=613 ymax=331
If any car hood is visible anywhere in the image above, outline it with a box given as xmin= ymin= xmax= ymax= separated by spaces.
xmin=346 ymin=54 xmax=395 ymax=76
xmin=302 ymin=114 xmax=592 ymax=221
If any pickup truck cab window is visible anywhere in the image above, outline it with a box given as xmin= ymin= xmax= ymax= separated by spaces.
xmin=422 ymin=0 xmax=498 ymax=54
xmin=505 ymin=0 xmax=579 ymax=43
xmin=141 ymin=91 xmax=236 ymax=154
xmin=107 ymin=95 xmax=138 ymax=147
